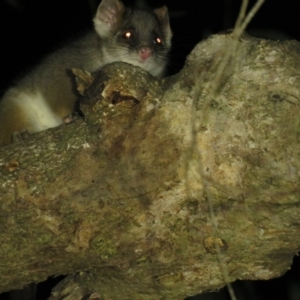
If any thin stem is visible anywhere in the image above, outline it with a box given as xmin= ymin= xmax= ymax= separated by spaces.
xmin=234 ymin=0 xmax=249 ymax=29
xmin=239 ymin=0 xmax=265 ymax=34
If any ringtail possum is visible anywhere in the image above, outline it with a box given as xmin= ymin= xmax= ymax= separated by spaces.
xmin=0 ymin=0 xmax=172 ymax=146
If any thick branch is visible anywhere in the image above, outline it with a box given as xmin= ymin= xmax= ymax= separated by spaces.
xmin=0 ymin=33 xmax=300 ymax=299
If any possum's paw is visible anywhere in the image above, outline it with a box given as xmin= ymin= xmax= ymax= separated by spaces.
xmin=63 ymin=112 xmax=80 ymax=124
xmin=12 ymin=130 xmax=30 ymax=143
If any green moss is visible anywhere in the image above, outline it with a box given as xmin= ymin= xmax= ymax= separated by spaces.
xmin=35 ymin=232 xmax=54 ymax=244
xmin=92 ymin=236 xmax=117 ymax=259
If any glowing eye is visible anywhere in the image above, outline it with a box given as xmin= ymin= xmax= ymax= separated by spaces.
xmin=122 ymin=31 xmax=133 ymax=39
xmin=154 ymin=37 xmax=162 ymax=45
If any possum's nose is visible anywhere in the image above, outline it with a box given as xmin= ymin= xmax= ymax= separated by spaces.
xmin=139 ymin=47 xmax=152 ymax=60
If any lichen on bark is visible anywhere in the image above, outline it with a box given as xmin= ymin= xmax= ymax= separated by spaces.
xmin=0 ymin=33 xmax=299 ymax=299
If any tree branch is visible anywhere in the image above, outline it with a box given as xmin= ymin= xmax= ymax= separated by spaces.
xmin=0 ymin=33 xmax=300 ymax=299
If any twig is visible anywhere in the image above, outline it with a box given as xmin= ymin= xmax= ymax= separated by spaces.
xmin=189 ymin=1 xmax=265 ymax=300
xmin=234 ymin=0 xmax=249 ymax=30
xmin=233 ymin=0 xmax=265 ymax=38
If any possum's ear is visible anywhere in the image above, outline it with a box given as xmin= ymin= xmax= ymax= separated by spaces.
xmin=93 ymin=0 xmax=125 ymax=37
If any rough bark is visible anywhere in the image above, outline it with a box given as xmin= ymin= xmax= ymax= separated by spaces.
xmin=0 ymin=33 xmax=299 ymax=299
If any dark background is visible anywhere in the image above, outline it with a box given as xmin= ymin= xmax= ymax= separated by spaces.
xmin=0 ymin=0 xmax=300 ymax=299
xmin=1 ymin=0 xmax=300 ymax=91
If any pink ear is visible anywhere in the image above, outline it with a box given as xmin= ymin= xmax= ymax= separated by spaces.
xmin=95 ymin=0 xmax=124 ymax=28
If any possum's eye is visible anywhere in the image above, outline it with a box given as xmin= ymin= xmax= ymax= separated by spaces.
xmin=122 ymin=31 xmax=134 ymax=40
xmin=154 ymin=36 xmax=162 ymax=45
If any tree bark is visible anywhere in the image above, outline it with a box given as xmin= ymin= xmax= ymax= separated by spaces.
xmin=0 ymin=33 xmax=299 ymax=299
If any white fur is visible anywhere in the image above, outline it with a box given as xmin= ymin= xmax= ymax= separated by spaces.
xmin=15 ymin=91 xmax=63 ymax=133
